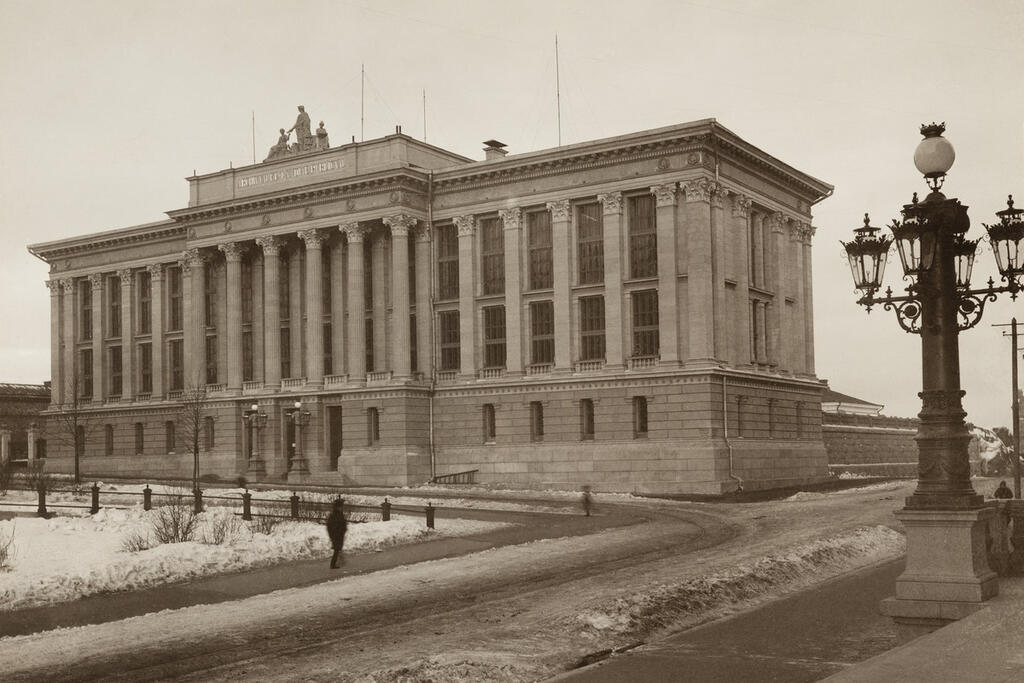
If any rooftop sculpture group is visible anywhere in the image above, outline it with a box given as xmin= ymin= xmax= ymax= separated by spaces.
xmin=264 ymin=105 xmax=330 ymax=161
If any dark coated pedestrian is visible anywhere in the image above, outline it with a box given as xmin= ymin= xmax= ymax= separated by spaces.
xmin=994 ymin=480 xmax=1014 ymax=500
xmin=326 ymin=499 xmax=348 ymax=568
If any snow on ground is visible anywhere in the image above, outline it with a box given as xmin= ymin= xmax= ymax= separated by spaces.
xmin=783 ymin=481 xmax=903 ymax=502
xmin=0 ymin=504 xmax=507 ymax=612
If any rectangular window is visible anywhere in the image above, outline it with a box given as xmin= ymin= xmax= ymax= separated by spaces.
xmin=280 ymin=327 xmax=291 ymax=378
xmin=530 ymin=401 xmax=544 ymax=442
xmin=322 ymin=324 xmax=332 ymax=376
xmin=321 ymin=248 xmax=331 ymax=314
xmin=631 ymin=290 xmax=659 ymax=358
xmin=165 ymin=420 xmax=175 ymax=452
xmin=139 ymin=342 xmax=152 ymax=393
xmin=528 ymin=211 xmax=553 ymax=290
xmin=204 ymin=416 xmax=215 ymax=450
xmin=169 ymin=339 xmax=184 ymax=391
xmin=365 ymin=318 xmax=374 ymax=372
xmin=80 ymin=348 xmax=93 ymax=398
xmin=480 ymin=217 xmax=504 ymax=295
xmin=633 ymin=396 xmax=649 ymax=438
xmin=204 ymin=262 xmax=217 ymax=327
xmin=530 ymin=300 xmax=555 ymax=365
xmin=483 ymin=305 xmax=507 ymax=369
xmin=105 ymin=424 xmax=114 ymax=456
xmin=367 ymin=407 xmax=380 ymax=445
xmin=437 ymin=224 xmax=459 ymax=300
xmin=139 ymin=270 xmax=152 ymax=334
xmin=364 ymin=246 xmax=373 ymax=310
xmin=577 ymin=203 xmax=604 ymax=284
xmin=243 ymin=330 xmax=254 ymax=381
xmin=168 ymin=266 xmax=183 ymax=331
xmin=205 ymin=335 xmax=218 ymax=384
xmin=241 ymin=259 xmax=253 ymax=324
xmin=579 ymin=296 xmax=606 ymax=361
xmin=80 ymin=281 xmax=93 ymax=341
xmin=134 ymin=422 xmax=144 ymax=454
xmin=483 ymin=403 xmax=496 ymax=443
xmin=109 ymin=275 xmax=122 ymax=337
xmin=580 ymin=398 xmax=595 ymax=441
xmin=109 ymin=346 xmax=122 ymax=397
xmin=279 ymin=254 xmax=291 ymax=320
xmin=628 ymin=194 xmax=657 ymax=279
xmin=439 ymin=310 xmax=460 ymax=371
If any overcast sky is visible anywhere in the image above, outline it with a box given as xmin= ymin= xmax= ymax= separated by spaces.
xmin=0 ymin=0 xmax=1021 ymax=427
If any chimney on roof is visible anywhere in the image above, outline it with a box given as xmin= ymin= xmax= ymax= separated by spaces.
xmin=483 ymin=139 xmax=508 ymax=161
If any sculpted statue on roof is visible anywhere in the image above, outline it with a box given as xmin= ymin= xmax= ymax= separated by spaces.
xmin=263 ymin=105 xmax=330 ymax=162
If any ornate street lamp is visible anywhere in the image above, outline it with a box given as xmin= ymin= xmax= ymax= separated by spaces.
xmin=844 ymin=122 xmax=1023 ymax=632
xmin=243 ymin=403 xmax=268 ymax=474
xmin=285 ymin=400 xmax=311 ymax=477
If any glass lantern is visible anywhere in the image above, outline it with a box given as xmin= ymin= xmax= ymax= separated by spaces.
xmin=842 ymin=214 xmax=892 ymax=294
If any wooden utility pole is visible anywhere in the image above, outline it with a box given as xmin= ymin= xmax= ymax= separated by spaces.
xmin=994 ymin=318 xmax=1022 ymax=497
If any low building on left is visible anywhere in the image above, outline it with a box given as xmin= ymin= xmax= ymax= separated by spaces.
xmin=0 ymin=382 xmax=50 ymax=466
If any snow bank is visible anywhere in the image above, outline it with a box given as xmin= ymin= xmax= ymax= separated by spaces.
xmin=784 ymin=482 xmax=902 ymax=502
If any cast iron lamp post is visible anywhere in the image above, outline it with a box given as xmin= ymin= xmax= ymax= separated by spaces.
xmin=285 ymin=400 xmax=311 ymax=476
xmin=243 ymin=403 xmax=268 ymax=474
xmin=842 ymin=122 xmax=1024 ymax=632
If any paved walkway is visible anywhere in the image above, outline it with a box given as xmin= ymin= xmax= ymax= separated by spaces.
xmin=1 ymin=504 xmax=641 ymax=639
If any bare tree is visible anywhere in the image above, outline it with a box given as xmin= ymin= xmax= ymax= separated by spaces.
xmin=47 ymin=372 xmax=99 ymax=484
xmin=177 ymin=384 xmax=212 ymax=492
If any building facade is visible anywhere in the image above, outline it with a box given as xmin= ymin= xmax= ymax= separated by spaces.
xmin=29 ymin=119 xmax=832 ymax=494
xmin=0 ymin=382 xmax=50 ymax=466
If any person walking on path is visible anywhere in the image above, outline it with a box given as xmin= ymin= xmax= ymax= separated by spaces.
xmin=326 ymin=499 xmax=348 ymax=568
xmin=581 ymin=485 xmax=593 ymax=517
xmin=994 ymin=480 xmax=1014 ymax=499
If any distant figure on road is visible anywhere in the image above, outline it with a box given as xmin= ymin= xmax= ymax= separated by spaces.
xmin=994 ymin=480 xmax=1014 ymax=500
xmin=326 ymin=499 xmax=348 ymax=568
xmin=581 ymin=485 xmax=593 ymax=517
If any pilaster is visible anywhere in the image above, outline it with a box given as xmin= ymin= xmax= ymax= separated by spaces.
xmin=60 ymin=278 xmax=75 ymax=404
xmin=147 ymin=264 xmax=165 ymax=398
xmin=414 ymin=224 xmax=433 ymax=377
xmin=298 ymin=229 xmax=326 ymax=385
xmin=180 ymin=248 xmax=206 ymax=390
xmin=330 ymin=240 xmax=346 ymax=377
xmin=89 ymin=272 xmax=104 ymax=402
xmin=682 ymin=179 xmax=713 ymax=365
xmin=547 ymin=200 xmax=572 ymax=372
xmin=371 ymin=231 xmax=387 ymax=371
xmin=219 ymin=242 xmax=245 ymax=391
xmin=768 ymin=213 xmax=787 ymax=369
xmin=710 ymin=184 xmax=728 ymax=361
xmin=597 ymin=192 xmax=624 ymax=369
xmin=46 ymin=280 xmax=63 ymax=406
xmin=256 ymin=236 xmax=282 ymax=388
xmin=499 ymin=208 xmax=523 ymax=375
xmin=803 ymin=225 xmax=816 ymax=374
xmin=341 ymin=223 xmax=367 ymax=383
xmin=732 ymin=195 xmax=753 ymax=366
xmin=118 ymin=268 xmax=134 ymax=399
xmin=454 ymin=215 xmax=476 ymax=378
xmin=384 ymin=214 xmax=416 ymax=379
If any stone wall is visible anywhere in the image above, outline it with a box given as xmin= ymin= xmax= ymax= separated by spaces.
xmin=822 ymin=412 xmax=918 ymax=477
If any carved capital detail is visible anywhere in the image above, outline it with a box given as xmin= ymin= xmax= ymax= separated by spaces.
xmin=147 ymin=263 xmax=165 ymax=281
xmin=597 ymin=191 xmax=623 ymax=214
xmin=45 ymin=279 xmax=62 ymax=295
xmin=498 ymin=207 xmax=522 ymax=231
xmin=383 ymin=214 xmax=417 ymax=238
xmin=769 ymin=212 xmax=788 ymax=235
xmin=681 ymin=178 xmax=712 ymax=203
xmin=298 ymin=228 xmax=327 ymax=250
xmin=255 ymin=235 xmax=282 ymax=256
xmin=117 ymin=268 xmax=133 ymax=286
xmin=732 ymin=194 xmax=752 ymax=219
xmin=453 ymin=215 xmax=476 ymax=237
xmin=413 ymin=222 xmax=431 ymax=243
xmin=60 ymin=278 xmax=75 ymax=294
xmin=218 ymin=241 xmax=245 ymax=261
xmin=179 ymin=248 xmax=202 ymax=275
xmin=651 ymin=183 xmax=678 ymax=208
xmin=88 ymin=273 xmax=103 ymax=289
xmin=710 ymin=183 xmax=728 ymax=209
xmin=341 ymin=222 xmax=368 ymax=243
xmin=546 ymin=199 xmax=571 ymax=222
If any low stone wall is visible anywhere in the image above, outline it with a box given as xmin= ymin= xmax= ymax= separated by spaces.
xmin=822 ymin=413 xmax=918 ymax=478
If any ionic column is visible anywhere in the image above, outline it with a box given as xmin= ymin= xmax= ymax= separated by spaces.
xmin=384 ymin=215 xmax=415 ymax=379
xmin=548 ymin=200 xmax=572 ymax=372
xmin=454 ymin=215 xmax=476 ymax=377
xmin=643 ymin=181 xmax=675 ymax=365
xmin=255 ymin=236 xmax=282 ymax=388
xmin=597 ymin=192 xmax=624 ymax=369
xmin=148 ymin=264 xmax=165 ymax=398
xmin=329 ymin=240 xmax=346 ymax=377
xmin=299 ymin=229 xmax=327 ymax=385
xmin=181 ymin=249 xmax=206 ymax=390
xmin=371 ymin=233 xmax=387 ymax=371
xmin=499 ymin=208 xmax=523 ymax=375
xmin=118 ymin=269 xmax=134 ymax=399
xmin=342 ymin=223 xmax=368 ymax=382
xmin=89 ymin=273 xmax=104 ymax=402
xmin=46 ymin=280 xmax=63 ymax=406
xmin=710 ymin=185 xmax=728 ymax=361
xmin=767 ymin=213 xmax=787 ymax=369
xmin=732 ymin=195 xmax=753 ymax=366
xmin=413 ymin=224 xmax=432 ymax=377
xmin=219 ymin=242 xmax=245 ymax=391
xmin=803 ymin=226 xmax=816 ymax=374
xmin=60 ymin=279 xmax=75 ymax=403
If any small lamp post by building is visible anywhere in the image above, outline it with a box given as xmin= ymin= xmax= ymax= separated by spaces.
xmin=243 ymin=403 xmax=268 ymax=474
xmin=843 ymin=123 xmax=1024 ymax=636
xmin=285 ymin=399 xmax=311 ymax=479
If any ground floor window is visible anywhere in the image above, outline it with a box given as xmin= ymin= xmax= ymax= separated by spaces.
xmin=483 ymin=403 xmax=496 ymax=443
xmin=580 ymin=399 xmax=595 ymax=440
xmin=530 ymin=401 xmax=544 ymax=442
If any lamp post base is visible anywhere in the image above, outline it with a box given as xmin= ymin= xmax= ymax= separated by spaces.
xmin=881 ymin=506 xmax=998 ymax=641
xmin=245 ymin=458 xmax=266 ymax=476
xmin=287 ymin=458 xmax=310 ymax=484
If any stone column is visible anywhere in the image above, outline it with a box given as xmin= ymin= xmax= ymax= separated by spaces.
xmin=652 ymin=183 xmax=681 ymax=365
xmin=732 ymin=195 xmax=753 ymax=366
xmin=710 ymin=185 xmax=728 ymax=361
xmin=299 ymin=229 xmax=327 ymax=386
xmin=789 ymin=222 xmax=806 ymax=374
xmin=118 ymin=269 xmax=134 ymax=400
xmin=767 ymin=213 xmax=786 ymax=369
xmin=597 ymin=192 xmax=624 ymax=369
xmin=61 ymin=279 xmax=75 ymax=403
xmin=148 ymin=264 xmax=165 ymax=398
xmin=0 ymin=429 xmax=10 ymax=465
xmin=256 ymin=236 xmax=282 ymax=388
xmin=802 ymin=225 xmax=816 ymax=375
xmin=181 ymin=249 xmax=206 ymax=390
xmin=454 ymin=215 xmax=476 ymax=378
xmin=548 ymin=200 xmax=572 ymax=372
xmin=289 ymin=246 xmax=303 ymax=379
xmin=682 ymin=179 xmax=713 ymax=364
xmin=252 ymin=256 xmax=265 ymax=381
xmin=414 ymin=224 xmax=432 ymax=378
xmin=371 ymin=233 xmax=387 ymax=371
xmin=499 ymin=208 xmax=523 ymax=376
xmin=27 ymin=425 xmax=37 ymax=461
xmin=219 ymin=242 xmax=244 ymax=391
xmin=342 ymin=223 xmax=367 ymax=382
xmin=89 ymin=273 xmax=104 ymax=402
xmin=46 ymin=280 xmax=63 ymax=406
xmin=330 ymin=240 xmax=346 ymax=377
xmin=384 ymin=214 xmax=416 ymax=379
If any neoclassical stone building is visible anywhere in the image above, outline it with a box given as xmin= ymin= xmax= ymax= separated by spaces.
xmin=29 ymin=119 xmax=831 ymax=494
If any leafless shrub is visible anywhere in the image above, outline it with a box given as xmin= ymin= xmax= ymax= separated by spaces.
xmin=0 ymin=522 xmax=16 ymax=570
xmin=121 ymin=530 xmax=153 ymax=553
xmin=297 ymin=493 xmax=335 ymax=523
xmin=23 ymin=460 xmax=51 ymax=493
xmin=201 ymin=511 xmax=244 ymax=545
xmin=0 ymin=459 xmax=10 ymax=495
xmin=249 ymin=514 xmax=283 ymax=535
xmin=150 ymin=490 xmax=200 ymax=544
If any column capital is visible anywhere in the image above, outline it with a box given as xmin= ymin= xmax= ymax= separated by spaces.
xmin=383 ymin=213 xmax=417 ymax=237
xmin=709 ymin=182 xmax=728 ymax=209
xmin=340 ymin=222 xmax=368 ymax=243
xmin=88 ymin=272 xmax=103 ymax=289
xmin=598 ymin=191 xmax=623 ymax=214
xmin=255 ymin=234 xmax=282 ymax=256
xmin=732 ymin=194 xmax=752 ymax=218
xmin=680 ymin=178 xmax=712 ymax=203
xmin=60 ymin=278 xmax=75 ymax=294
xmin=413 ymin=222 xmax=431 ymax=243
xmin=768 ymin=212 xmax=789 ymax=235
xmin=453 ymin=215 xmax=476 ymax=237
xmin=45 ymin=279 xmax=62 ymax=295
xmin=218 ymin=241 xmax=246 ymax=261
xmin=298 ymin=228 xmax=327 ymax=249
xmin=179 ymin=247 xmax=205 ymax=274
xmin=146 ymin=262 xmax=165 ymax=281
xmin=498 ymin=207 xmax=522 ymax=231
xmin=117 ymin=268 xmax=133 ymax=286
xmin=651 ymin=182 xmax=678 ymax=207
xmin=796 ymin=223 xmax=816 ymax=244
xmin=546 ymin=199 xmax=571 ymax=222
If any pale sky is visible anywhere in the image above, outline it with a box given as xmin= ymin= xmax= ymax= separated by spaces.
xmin=0 ymin=0 xmax=1021 ymax=427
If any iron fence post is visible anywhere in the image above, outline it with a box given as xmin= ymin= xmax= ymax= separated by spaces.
xmin=143 ymin=485 xmax=152 ymax=511
xmin=36 ymin=486 xmax=47 ymax=517
xmin=90 ymin=483 xmax=100 ymax=514
xmin=242 ymin=491 xmax=252 ymax=521
xmin=193 ymin=488 xmax=203 ymax=514
xmin=425 ymin=502 xmax=435 ymax=529
xmin=381 ymin=497 xmax=391 ymax=521
xmin=290 ymin=492 xmax=300 ymax=519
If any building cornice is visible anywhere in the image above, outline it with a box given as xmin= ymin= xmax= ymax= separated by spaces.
xmin=27 ymin=220 xmax=183 ymax=264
